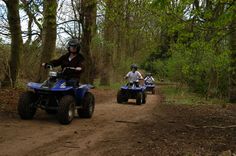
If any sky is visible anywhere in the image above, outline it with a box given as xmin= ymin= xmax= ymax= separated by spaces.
xmin=0 ymin=0 xmax=82 ymax=47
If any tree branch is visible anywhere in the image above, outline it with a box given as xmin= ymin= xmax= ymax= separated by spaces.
xmin=57 ymin=19 xmax=81 ymax=26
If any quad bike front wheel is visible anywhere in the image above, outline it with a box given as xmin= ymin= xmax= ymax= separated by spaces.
xmin=117 ymin=90 xmax=128 ymax=103
xmin=142 ymin=92 xmax=146 ymax=104
xmin=117 ymin=90 xmax=123 ymax=103
xmin=78 ymin=92 xmax=95 ymax=118
xmin=57 ymin=95 xmax=75 ymax=124
xmin=136 ymin=92 xmax=143 ymax=105
xmin=152 ymin=89 xmax=155 ymax=94
xmin=18 ymin=91 xmax=38 ymax=119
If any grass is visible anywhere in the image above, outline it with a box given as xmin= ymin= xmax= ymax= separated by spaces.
xmin=16 ymin=80 xmax=28 ymax=90
xmin=93 ymin=79 xmax=123 ymax=90
xmin=159 ymin=85 xmax=227 ymax=105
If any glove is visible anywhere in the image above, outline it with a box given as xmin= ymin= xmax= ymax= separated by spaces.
xmin=42 ymin=63 xmax=53 ymax=69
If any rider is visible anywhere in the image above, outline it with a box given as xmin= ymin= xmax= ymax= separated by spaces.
xmin=144 ymin=73 xmax=155 ymax=84
xmin=42 ymin=38 xmax=84 ymax=86
xmin=124 ymin=64 xmax=143 ymax=87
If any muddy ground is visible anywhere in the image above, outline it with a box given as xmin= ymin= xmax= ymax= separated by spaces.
xmin=0 ymin=87 xmax=236 ymax=156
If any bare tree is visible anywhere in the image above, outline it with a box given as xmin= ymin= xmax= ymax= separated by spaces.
xmin=3 ymin=0 xmax=23 ymax=87
xmin=20 ymin=0 xmax=43 ymax=45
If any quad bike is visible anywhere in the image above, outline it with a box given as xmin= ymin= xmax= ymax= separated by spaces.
xmin=17 ymin=65 xmax=95 ymax=125
xmin=144 ymin=82 xmax=155 ymax=94
xmin=117 ymin=81 xmax=146 ymax=105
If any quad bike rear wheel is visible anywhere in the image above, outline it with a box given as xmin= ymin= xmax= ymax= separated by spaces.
xmin=77 ymin=92 xmax=95 ymax=118
xmin=57 ymin=95 xmax=75 ymax=124
xmin=18 ymin=91 xmax=37 ymax=119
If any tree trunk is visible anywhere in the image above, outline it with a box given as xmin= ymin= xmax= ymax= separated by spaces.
xmin=38 ymin=0 xmax=57 ymax=82
xmin=124 ymin=0 xmax=131 ymax=57
xmin=229 ymin=8 xmax=236 ymax=103
xmin=117 ymin=0 xmax=126 ymax=65
xmin=80 ymin=0 xmax=97 ymax=84
xmin=4 ymin=0 xmax=23 ymax=87
xmin=99 ymin=0 xmax=114 ymax=86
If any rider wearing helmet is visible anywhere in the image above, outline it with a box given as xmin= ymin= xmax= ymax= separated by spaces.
xmin=144 ymin=73 xmax=155 ymax=84
xmin=42 ymin=38 xmax=84 ymax=85
xmin=124 ymin=64 xmax=143 ymax=87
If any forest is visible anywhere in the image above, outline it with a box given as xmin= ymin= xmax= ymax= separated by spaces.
xmin=0 ymin=0 xmax=236 ymax=155
xmin=0 ymin=0 xmax=235 ymax=101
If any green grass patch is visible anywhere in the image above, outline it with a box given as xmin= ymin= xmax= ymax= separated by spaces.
xmin=93 ymin=79 xmax=123 ymax=90
xmin=160 ymin=85 xmax=227 ymax=105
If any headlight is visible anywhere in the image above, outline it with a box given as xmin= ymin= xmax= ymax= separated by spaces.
xmin=60 ymin=82 xmax=66 ymax=88
xmin=49 ymin=71 xmax=57 ymax=77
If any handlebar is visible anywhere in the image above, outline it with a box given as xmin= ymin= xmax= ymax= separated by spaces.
xmin=43 ymin=63 xmax=82 ymax=72
xmin=44 ymin=64 xmax=53 ymax=70
xmin=62 ymin=67 xmax=82 ymax=72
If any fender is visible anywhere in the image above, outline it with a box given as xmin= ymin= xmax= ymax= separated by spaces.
xmin=27 ymin=81 xmax=73 ymax=91
xmin=121 ymin=85 xmax=146 ymax=92
xmin=75 ymin=84 xmax=93 ymax=100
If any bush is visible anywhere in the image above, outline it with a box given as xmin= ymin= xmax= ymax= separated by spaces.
xmin=142 ymin=60 xmax=168 ymax=80
xmin=0 ymin=44 xmax=10 ymax=81
xmin=141 ymin=38 xmax=230 ymax=98
xmin=167 ymin=40 xmax=230 ymax=97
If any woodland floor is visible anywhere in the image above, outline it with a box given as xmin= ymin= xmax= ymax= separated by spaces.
xmin=0 ymin=86 xmax=236 ymax=156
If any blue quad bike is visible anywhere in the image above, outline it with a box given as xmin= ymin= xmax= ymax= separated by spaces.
xmin=17 ymin=66 xmax=95 ymax=125
xmin=117 ymin=81 xmax=146 ymax=105
xmin=144 ymin=82 xmax=155 ymax=94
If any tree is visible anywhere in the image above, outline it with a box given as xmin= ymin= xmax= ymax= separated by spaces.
xmin=229 ymin=5 xmax=236 ymax=102
xmin=80 ymin=0 xmax=97 ymax=84
xmin=99 ymin=0 xmax=113 ymax=86
xmin=3 ymin=0 xmax=23 ymax=87
xmin=20 ymin=0 xmax=43 ymax=45
xmin=38 ymin=0 xmax=58 ymax=82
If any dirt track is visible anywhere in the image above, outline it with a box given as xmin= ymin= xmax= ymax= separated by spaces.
xmin=0 ymin=88 xmax=236 ymax=156
xmin=0 ymin=89 xmax=159 ymax=156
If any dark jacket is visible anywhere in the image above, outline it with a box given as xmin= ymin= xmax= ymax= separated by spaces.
xmin=48 ymin=52 xmax=84 ymax=81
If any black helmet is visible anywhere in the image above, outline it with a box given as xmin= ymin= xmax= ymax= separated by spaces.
xmin=68 ymin=38 xmax=80 ymax=52
xmin=130 ymin=64 xmax=138 ymax=70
